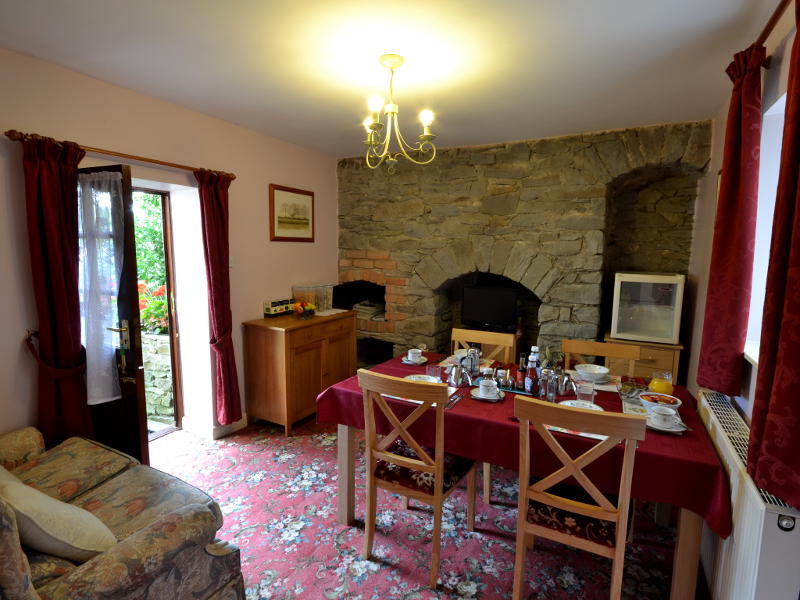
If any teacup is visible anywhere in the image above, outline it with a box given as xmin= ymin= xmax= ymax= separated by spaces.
xmin=407 ymin=348 xmax=423 ymax=363
xmin=650 ymin=405 xmax=677 ymax=427
xmin=479 ymin=379 xmax=498 ymax=398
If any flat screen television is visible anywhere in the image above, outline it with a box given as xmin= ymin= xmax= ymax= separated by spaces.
xmin=461 ymin=286 xmax=518 ymax=331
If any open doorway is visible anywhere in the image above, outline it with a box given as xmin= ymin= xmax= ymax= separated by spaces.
xmin=132 ymin=189 xmax=183 ymax=440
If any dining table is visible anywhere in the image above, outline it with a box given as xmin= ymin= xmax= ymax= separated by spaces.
xmin=316 ymin=353 xmax=732 ymax=600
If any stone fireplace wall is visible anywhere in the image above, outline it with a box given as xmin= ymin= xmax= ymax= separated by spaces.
xmin=337 ymin=121 xmax=711 ymax=354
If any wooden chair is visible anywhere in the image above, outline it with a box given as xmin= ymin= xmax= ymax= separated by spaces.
xmin=451 ymin=327 xmax=516 ymax=364
xmin=357 ymin=369 xmax=477 ymax=588
xmin=511 ymin=396 xmax=647 ymax=600
xmin=561 ymin=339 xmax=641 ymax=377
xmin=451 ymin=327 xmax=516 ymax=504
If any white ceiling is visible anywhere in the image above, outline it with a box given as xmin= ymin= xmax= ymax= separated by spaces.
xmin=0 ymin=0 xmax=774 ymax=158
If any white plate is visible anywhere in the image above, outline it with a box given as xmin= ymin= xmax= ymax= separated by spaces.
xmin=403 ymin=374 xmax=440 ymax=383
xmin=470 ymin=388 xmax=505 ymax=402
xmin=401 ymin=357 xmax=428 ymax=366
xmin=646 ymin=415 xmax=688 ymax=433
xmin=558 ymin=399 xmax=604 ymax=411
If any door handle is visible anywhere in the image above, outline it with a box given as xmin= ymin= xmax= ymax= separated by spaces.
xmin=107 ymin=320 xmax=131 ymax=350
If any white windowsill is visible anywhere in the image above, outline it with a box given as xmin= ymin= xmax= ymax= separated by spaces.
xmin=743 ymin=340 xmax=759 ymax=367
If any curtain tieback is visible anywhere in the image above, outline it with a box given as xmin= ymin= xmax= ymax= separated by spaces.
xmin=210 ymin=328 xmax=232 ymax=353
xmin=25 ymin=330 xmax=86 ymax=379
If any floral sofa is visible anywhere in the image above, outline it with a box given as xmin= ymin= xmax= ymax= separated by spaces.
xmin=0 ymin=427 xmax=244 ymax=600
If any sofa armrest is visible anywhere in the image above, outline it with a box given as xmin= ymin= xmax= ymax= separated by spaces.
xmin=0 ymin=427 xmax=45 ymax=470
xmin=0 ymin=497 xmax=40 ymax=600
xmin=36 ymin=503 xmax=220 ymax=600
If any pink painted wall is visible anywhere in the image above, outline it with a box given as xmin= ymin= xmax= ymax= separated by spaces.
xmin=0 ymin=47 xmax=338 ymax=435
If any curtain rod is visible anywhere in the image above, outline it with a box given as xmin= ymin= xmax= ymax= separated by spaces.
xmin=756 ymin=0 xmax=792 ymax=47
xmin=4 ymin=130 xmax=235 ymax=179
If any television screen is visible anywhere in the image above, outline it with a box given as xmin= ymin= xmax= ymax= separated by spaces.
xmin=461 ymin=286 xmax=517 ymax=331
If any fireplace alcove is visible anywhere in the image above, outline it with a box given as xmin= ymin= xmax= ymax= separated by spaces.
xmin=332 ymin=280 xmax=394 ymax=367
xmin=435 ymin=272 xmax=541 ymax=358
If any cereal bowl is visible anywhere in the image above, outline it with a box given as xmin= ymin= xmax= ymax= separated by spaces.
xmin=574 ymin=363 xmax=610 ymax=383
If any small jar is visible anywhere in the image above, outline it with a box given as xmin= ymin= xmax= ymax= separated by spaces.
xmin=496 ymin=369 xmax=509 ymax=388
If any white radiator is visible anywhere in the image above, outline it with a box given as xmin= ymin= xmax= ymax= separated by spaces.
xmin=696 ymin=389 xmax=800 ymax=600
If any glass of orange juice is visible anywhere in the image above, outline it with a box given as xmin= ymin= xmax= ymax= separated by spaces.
xmin=648 ymin=370 xmax=674 ymax=394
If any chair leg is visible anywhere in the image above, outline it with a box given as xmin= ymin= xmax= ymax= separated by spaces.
xmin=401 ymin=495 xmax=409 ymax=510
xmin=525 ymin=532 xmax=535 ymax=549
xmin=512 ymin=524 xmax=529 ymax=600
xmin=466 ymin=465 xmax=476 ymax=531
xmin=482 ymin=462 xmax=492 ymax=504
xmin=363 ymin=477 xmax=377 ymax=560
xmin=609 ymin=545 xmax=626 ymax=600
xmin=430 ymin=502 xmax=443 ymax=588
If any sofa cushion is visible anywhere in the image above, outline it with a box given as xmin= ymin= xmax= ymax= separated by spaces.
xmin=0 ymin=497 xmax=38 ymax=600
xmin=0 ymin=427 xmax=45 ymax=471
xmin=12 ymin=437 xmax=137 ymax=501
xmin=0 ymin=479 xmax=117 ymax=562
xmin=1 ymin=465 xmax=21 ymax=483
xmin=73 ymin=465 xmax=222 ymax=539
xmin=26 ymin=551 xmax=77 ymax=589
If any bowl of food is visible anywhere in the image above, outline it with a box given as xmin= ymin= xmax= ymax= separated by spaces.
xmin=638 ymin=392 xmax=682 ymax=412
xmin=574 ymin=363 xmax=610 ymax=383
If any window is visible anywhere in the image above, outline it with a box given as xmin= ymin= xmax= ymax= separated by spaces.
xmin=745 ymin=94 xmax=785 ymax=365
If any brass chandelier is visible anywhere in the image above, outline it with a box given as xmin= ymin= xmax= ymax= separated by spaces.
xmin=362 ymin=54 xmax=436 ymax=173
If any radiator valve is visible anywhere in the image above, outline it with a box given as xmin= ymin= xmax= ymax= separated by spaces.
xmin=777 ymin=515 xmax=795 ymax=532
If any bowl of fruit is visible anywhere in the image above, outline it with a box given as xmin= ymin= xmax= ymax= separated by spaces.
xmin=638 ymin=392 xmax=682 ymax=412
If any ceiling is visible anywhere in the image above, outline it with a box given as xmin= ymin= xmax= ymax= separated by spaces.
xmin=0 ymin=0 xmax=775 ymax=158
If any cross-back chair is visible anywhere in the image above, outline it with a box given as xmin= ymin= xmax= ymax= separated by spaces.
xmin=357 ymin=369 xmax=477 ymax=588
xmin=511 ymin=395 xmax=646 ymax=599
xmin=451 ymin=327 xmax=516 ymax=504
xmin=561 ymin=339 xmax=641 ymax=377
xmin=451 ymin=327 xmax=517 ymax=364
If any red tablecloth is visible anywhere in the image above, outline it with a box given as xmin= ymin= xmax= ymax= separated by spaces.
xmin=317 ymin=353 xmax=732 ymax=538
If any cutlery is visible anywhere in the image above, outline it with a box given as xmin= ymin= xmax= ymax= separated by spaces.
xmin=446 ymin=393 xmax=462 ymax=410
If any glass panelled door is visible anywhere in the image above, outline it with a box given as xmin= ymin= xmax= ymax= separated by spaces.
xmin=78 ymin=165 xmax=148 ymax=463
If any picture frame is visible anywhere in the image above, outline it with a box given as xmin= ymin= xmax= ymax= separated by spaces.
xmin=269 ymin=184 xmax=315 ymax=242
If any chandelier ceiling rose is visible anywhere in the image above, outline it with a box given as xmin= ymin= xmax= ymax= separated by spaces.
xmin=361 ymin=54 xmax=436 ymax=173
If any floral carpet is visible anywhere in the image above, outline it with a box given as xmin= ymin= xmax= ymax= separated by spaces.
xmin=150 ymin=419 xmax=686 ymax=600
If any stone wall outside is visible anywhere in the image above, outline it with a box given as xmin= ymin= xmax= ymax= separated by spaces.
xmin=337 ymin=121 xmax=711 ymax=353
xmin=142 ymin=333 xmax=174 ymax=423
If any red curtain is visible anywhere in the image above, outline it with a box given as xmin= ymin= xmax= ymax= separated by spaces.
xmin=748 ymin=3 xmax=800 ymax=508
xmin=194 ymin=169 xmax=242 ymax=425
xmin=17 ymin=135 xmax=92 ymax=445
xmin=696 ymin=45 xmax=766 ymax=395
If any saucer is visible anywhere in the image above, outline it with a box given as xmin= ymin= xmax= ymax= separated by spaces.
xmin=401 ymin=357 xmax=428 ymax=366
xmin=403 ymin=374 xmax=440 ymax=383
xmin=558 ymin=399 xmax=604 ymax=411
xmin=470 ymin=388 xmax=505 ymax=403
xmin=646 ymin=415 xmax=688 ymax=433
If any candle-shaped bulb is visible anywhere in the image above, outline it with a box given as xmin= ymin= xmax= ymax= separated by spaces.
xmin=419 ymin=109 xmax=434 ymax=127
xmin=362 ymin=116 xmax=374 ymax=133
xmin=367 ymin=95 xmax=385 ymax=115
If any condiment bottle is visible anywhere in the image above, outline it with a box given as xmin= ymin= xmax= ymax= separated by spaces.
xmin=524 ymin=346 xmax=539 ymax=394
xmin=516 ymin=353 xmax=526 ymax=390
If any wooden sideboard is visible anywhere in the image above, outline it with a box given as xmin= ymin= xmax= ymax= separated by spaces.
xmin=604 ymin=333 xmax=683 ymax=382
xmin=243 ymin=310 xmax=356 ymax=435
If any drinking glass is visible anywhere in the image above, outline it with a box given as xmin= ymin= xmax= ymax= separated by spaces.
xmin=426 ymin=365 xmax=444 ymax=382
xmin=576 ymin=382 xmax=595 ymax=404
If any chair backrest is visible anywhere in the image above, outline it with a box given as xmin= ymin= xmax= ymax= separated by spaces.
xmin=357 ymin=369 xmax=449 ymax=491
xmin=514 ymin=395 xmax=646 ymax=528
xmin=451 ymin=328 xmax=516 ymax=363
xmin=561 ymin=339 xmax=640 ymax=377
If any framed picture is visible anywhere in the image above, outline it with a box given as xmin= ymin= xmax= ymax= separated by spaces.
xmin=269 ymin=184 xmax=315 ymax=242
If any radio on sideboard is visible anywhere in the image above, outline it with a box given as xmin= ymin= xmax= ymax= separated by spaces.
xmin=263 ymin=298 xmax=295 ymax=317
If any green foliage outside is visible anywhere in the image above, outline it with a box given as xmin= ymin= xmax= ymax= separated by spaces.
xmin=133 ymin=192 xmax=169 ymax=334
